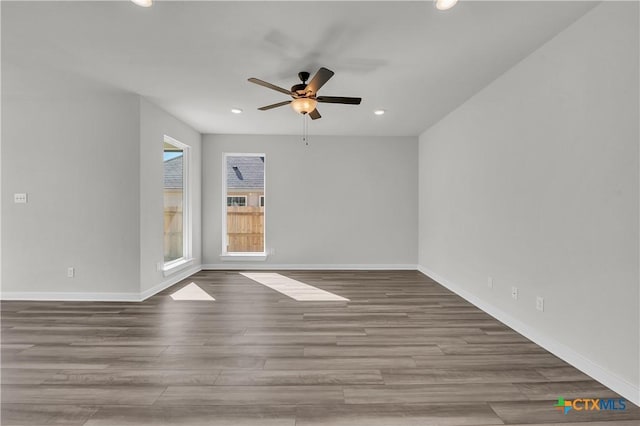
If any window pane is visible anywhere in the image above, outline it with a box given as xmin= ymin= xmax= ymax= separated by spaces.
xmin=225 ymin=155 xmax=265 ymax=253
xmin=164 ymin=145 xmax=184 ymax=262
xmin=227 ymin=196 xmax=247 ymax=207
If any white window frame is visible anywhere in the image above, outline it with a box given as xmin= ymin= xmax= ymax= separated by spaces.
xmin=227 ymin=195 xmax=248 ymax=207
xmin=221 ymin=152 xmax=266 ymax=260
xmin=163 ymin=135 xmax=193 ymax=274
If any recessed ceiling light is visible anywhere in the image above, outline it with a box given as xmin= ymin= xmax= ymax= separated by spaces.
xmin=374 ymin=109 xmax=385 ymax=116
xmin=231 ymin=108 xmax=243 ymax=114
xmin=131 ymin=0 xmax=153 ymax=7
xmin=434 ymin=0 xmax=458 ymax=11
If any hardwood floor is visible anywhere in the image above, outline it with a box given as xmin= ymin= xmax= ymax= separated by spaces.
xmin=1 ymin=270 xmax=637 ymax=425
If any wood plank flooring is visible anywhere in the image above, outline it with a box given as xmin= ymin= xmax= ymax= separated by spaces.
xmin=1 ymin=270 xmax=637 ymax=425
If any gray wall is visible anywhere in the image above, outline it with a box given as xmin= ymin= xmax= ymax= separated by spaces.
xmin=1 ymin=71 xmax=202 ymax=298
xmin=203 ymin=134 xmax=418 ymax=268
xmin=139 ymin=98 xmax=202 ymax=294
xmin=2 ymin=84 xmax=141 ymax=296
xmin=418 ymin=2 xmax=638 ymax=391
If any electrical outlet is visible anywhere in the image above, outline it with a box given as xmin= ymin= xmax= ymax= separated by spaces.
xmin=67 ymin=267 xmax=75 ymax=278
xmin=536 ymin=296 xmax=544 ymax=312
xmin=487 ymin=277 xmax=493 ymax=289
xmin=511 ymin=286 xmax=518 ymax=300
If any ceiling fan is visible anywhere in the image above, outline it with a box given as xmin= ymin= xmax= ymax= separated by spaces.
xmin=248 ymin=67 xmax=362 ymax=120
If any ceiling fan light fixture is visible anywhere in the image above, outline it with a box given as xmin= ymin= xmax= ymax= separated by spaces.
xmin=131 ymin=0 xmax=153 ymax=7
xmin=291 ymin=98 xmax=318 ymax=114
xmin=434 ymin=0 xmax=458 ymax=11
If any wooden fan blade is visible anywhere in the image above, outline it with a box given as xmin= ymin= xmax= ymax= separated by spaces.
xmin=305 ymin=67 xmax=334 ymax=95
xmin=258 ymin=100 xmax=291 ymax=111
xmin=248 ymin=78 xmax=293 ymax=96
xmin=316 ymin=96 xmax=362 ymax=105
xmin=309 ymin=108 xmax=321 ymax=120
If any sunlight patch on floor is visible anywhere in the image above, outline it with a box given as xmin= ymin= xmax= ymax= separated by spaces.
xmin=240 ymin=272 xmax=349 ymax=301
xmin=170 ymin=282 xmax=215 ymax=301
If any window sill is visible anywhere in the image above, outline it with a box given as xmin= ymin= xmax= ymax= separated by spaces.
xmin=163 ymin=258 xmax=194 ymax=277
xmin=220 ymin=253 xmax=267 ymax=262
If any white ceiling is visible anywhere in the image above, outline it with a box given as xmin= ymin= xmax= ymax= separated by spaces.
xmin=2 ymin=1 xmax=596 ymax=136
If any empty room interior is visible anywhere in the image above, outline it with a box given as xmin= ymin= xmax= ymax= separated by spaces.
xmin=1 ymin=0 xmax=639 ymax=425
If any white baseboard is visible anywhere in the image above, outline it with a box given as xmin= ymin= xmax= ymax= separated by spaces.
xmin=202 ymin=263 xmax=418 ymax=270
xmin=417 ymin=265 xmax=640 ymax=408
xmin=0 ymin=264 xmax=412 ymax=301
xmin=140 ymin=264 xmax=203 ymax=301
xmin=0 ymin=265 xmax=203 ymax=302
xmin=0 ymin=291 xmax=141 ymax=302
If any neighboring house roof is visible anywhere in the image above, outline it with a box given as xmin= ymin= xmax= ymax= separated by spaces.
xmin=227 ymin=156 xmax=264 ymax=189
xmin=164 ymin=155 xmax=183 ymax=189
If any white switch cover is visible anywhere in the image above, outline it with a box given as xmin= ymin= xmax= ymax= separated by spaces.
xmin=511 ymin=286 xmax=518 ymax=300
xmin=487 ymin=277 xmax=493 ymax=289
xmin=67 ymin=267 xmax=75 ymax=278
xmin=536 ymin=296 xmax=544 ymax=312
xmin=14 ymin=193 xmax=28 ymax=203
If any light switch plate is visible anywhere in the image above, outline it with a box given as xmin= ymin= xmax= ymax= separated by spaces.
xmin=14 ymin=193 xmax=28 ymax=203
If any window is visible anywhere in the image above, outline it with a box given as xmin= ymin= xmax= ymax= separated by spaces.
xmin=227 ymin=196 xmax=247 ymax=207
xmin=223 ymin=153 xmax=265 ymax=254
xmin=163 ymin=136 xmax=191 ymax=266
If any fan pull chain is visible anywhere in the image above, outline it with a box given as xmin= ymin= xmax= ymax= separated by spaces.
xmin=302 ymin=114 xmax=309 ymax=146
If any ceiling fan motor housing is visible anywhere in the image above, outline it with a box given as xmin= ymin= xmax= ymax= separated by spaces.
xmin=292 ymin=71 xmax=311 ymax=94
xmin=291 ymin=83 xmax=307 ymax=94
